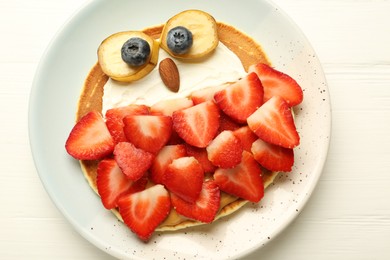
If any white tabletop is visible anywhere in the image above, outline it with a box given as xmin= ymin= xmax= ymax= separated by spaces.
xmin=1 ymin=0 xmax=390 ymax=259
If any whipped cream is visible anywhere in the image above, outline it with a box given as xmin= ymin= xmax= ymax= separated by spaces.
xmin=102 ymin=42 xmax=246 ymax=115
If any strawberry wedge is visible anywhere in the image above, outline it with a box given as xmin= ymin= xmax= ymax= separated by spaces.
xmin=123 ymin=114 xmax=172 ymax=154
xmin=163 ymin=157 xmax=204 ymax=203
xmin=171 ymin=179 xmax=221 ymax=223
xmin=113 ymin=142 xmax=154 ymax=181
xmin=214 ymin=151 xmax=264 ymax=203
xmin=65 ymin=111 xmax=115 ymax=160
xmin=249 ymin=63 xmax=303 ymax=106
xmin=206 ymin=130 xmax=243 ymax=169
xmin=214 ymin=72 xmax=263 ymax=123
xmin=172 ymin=101 xmax=220 ymax=148
xmin=97 ymin=158 xmax=147 ymax=209
xmin=247 ymin=96 xmax=300 ymax=149
xmin=118 ymin=184 xmax=171 ymax=241
xmin=251 ymin=138 xmax=294 ymax=172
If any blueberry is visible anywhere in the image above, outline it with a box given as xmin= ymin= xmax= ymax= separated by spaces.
xmin=166 ymin=26 xmax=193 ymax=54
xmin=121 ymin=37 xmax=151 ymax=66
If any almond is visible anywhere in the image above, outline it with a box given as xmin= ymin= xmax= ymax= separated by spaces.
xmin=159 ymin=58 xmax=180 ymax=92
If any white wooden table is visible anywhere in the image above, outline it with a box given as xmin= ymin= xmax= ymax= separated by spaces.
xmin=1 ymin=0 xmax=389 ymax=259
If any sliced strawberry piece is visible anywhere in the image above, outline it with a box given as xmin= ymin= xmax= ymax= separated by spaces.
xmin=214 ymin=72 xmax=263 ymax=123
xmin=113 ymin=142 xmax=154 ymax=181
xmin=65 ymin=111 xmax=115 ymax=160
xmin=105 ymin=105 xmax=149 ymax=144
xmin=249 ymin=63 xmax=303 ymax=106
xmin=123 ymin=115 xmax=172 ymax=154
xmin=190 ymin=83 xmax=228 ymax=105
xmin=97 ymin=159 xmax=147 ymax=209
xmin=150 ymin=98 xmax=193 ymax=116
xmin=149 ymin=144 xmax=187 ymax=184
xmin=233 ymin=126 xmax=258 ymax=152
xmin=214 ymin=151 xmax=264 ymax=202
xmin=163 ymin=157 xmax=204 ymax=203
xmin=171 ymin=179 xmax=220 ymax=223
xmin=247 ymin=96 xmax=300 ymax=149
xmin=118 ymin=184 xmax=171 ymax=241
xmin=251 ymin=138 xmax=294 ymax=172
xmin=172 ymin=101 xmax=220 ymax=148
xmin=206 ymin=130 xmax=243 ymax=169
xmin=218 ymin=111 xmax=241 ymax=133
xmin=184 ymin=144 xmax=216 ymax=173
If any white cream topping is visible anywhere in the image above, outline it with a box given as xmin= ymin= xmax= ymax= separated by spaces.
xmin=102 ymin=42 xmax=246 ymax=115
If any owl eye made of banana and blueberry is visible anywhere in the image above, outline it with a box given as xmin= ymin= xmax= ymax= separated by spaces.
xmin=97 ymin=31 xmax=159 ymax=82
xmin=160 ymin=9 xmax=219 ymax=60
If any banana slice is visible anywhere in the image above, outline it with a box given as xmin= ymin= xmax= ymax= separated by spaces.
xmin=98 ymin=31 xmax=159 ymax=82
xmin=160 ymin=10 xmax=219 ymax=60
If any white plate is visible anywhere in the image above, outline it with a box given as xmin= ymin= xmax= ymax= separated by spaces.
xmin=29 ymin=0 xmax=331 ymax=259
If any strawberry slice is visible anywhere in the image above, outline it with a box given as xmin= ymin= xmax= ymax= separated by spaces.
xmin=163 ymin=157 xmax=204 ymax=203
xmin=97 ymin=159 xmax=147 ymax=209
xmin=233 ymin=126 xmax=258 ymax=152
xmin=118 ymin=184 xmax=171 ymax=241
xmin=149 ymin=144 xmax=187 ymax=184
xmin=171 ymin=179 xmax=220 ymax=223
xmin=105 ymin=105 xmax=149 ymax=144
xmin=251 ymin=138 xmax=294 ymax=172
xmin=113 ymin=142 xmax=154 ymax=181
xmin=150 ymin=98 xmax=193 ymax=116
xmin=249 ymin=63 xmax=303 ymax=106
xmin=172 ymin=101 xmax=220 ymax=148
xmin=123 ymin=114 xmax=172 ymax=154
xmin=214 ymin=151 xmax=264 ymax=203
xmin=65 ymin=111 xmax=115 ymax=160
xmin=184 ymin=144 xmax=216 ymax=173
xmin=190 ymin=83 xmax=228 ymax=105
xmin=247 ymin=96 xmax=300 ymax=149
xmin=206 ymin=130 xmax=243 ymax=169
xmin=214 ymin=72 xmax=263 ymax=123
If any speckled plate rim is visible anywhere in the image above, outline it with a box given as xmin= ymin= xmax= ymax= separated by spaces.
xmin=28 ymin=0 xmax=331 ymax=259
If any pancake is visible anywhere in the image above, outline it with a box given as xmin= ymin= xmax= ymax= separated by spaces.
xmin=75 ymin=22 xmax=279 ymax=231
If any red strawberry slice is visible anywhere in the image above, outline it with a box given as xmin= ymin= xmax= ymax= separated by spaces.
xmin=249 ymin=63 xmax=303 ymax=106
xmin=184 ymin=144 xmax=216 ymax=173
xmin=214 ymin=72 xmax=263 ymax=123
xmin=206 ymin=130 xmax=243 ymax=169
xmin=97 ymin=159 xmax=147 ymax=209
xmin=247 ymin=96 xmax=300 ymax=149
xmin=163 ymin=157 xmax=204 ymax=203
xmin=214 ymin=151 xmax=264 ymax=202
xmin=150 ymin=98 xmax=193 ymax=116
xmin=113 ymin=142 xmax=154 ymax=181
xmin=123 ymin=115 xmax=172 ymax=154
xmin=118 ymin=184 xmax=171 ymax=241
xmin=251 ymin=138 xmax=294 ymax=172
xmin=171 ymin=179 xmax=220 ymax=223
xmin=105 ymin=105 xmax=149 ymax=143
xmin=172 ymin=101 xmax=220 ymax=148
xmin=65 ymin=111 xmax=115 ymax=160
xmin=149 ymin=144 xmax=187 ymax=184
xmin=233 ymin=126 xmax=258 ymax=152
xmin=190 ymin=83 xmax=228 ymax=105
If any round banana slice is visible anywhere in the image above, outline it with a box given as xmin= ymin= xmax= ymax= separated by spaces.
xmin=160 ymin=10 xmax=219 ymax=60
xmin=98 ymin=31 xmax=160 ymax=82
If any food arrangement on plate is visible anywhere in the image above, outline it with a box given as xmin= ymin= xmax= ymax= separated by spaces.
xmin=65 ymin=9 xmax=303 ymax=241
